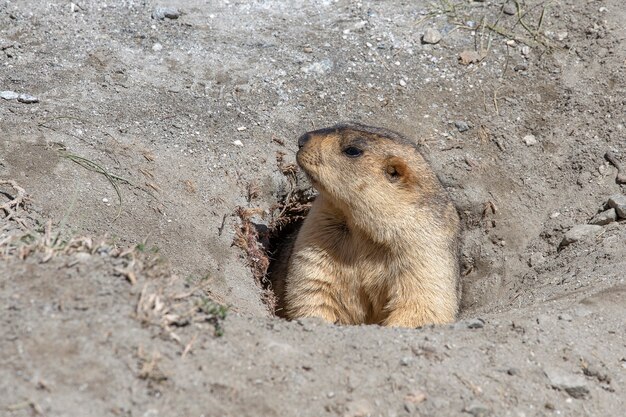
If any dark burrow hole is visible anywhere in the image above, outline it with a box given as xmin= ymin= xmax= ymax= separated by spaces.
xmin=234 ymin=178 xmax=315 ymax=317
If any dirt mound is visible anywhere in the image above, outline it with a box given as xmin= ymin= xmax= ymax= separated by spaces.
xmin=1 ymin=0 xmax=625 ymax=415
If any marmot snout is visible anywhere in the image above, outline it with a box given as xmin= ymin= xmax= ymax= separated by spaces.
xmin=276 ymin=122 xmax=461 ymax=328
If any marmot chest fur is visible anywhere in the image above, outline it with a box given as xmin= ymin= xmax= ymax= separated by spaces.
xmin=279 ymin=122 xmax=461 ymax=328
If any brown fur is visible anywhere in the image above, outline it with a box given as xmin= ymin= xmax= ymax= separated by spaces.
xmin=275 ymin=122 xmax=461 ymax=327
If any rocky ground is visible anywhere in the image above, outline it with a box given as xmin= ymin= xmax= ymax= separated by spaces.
xmin=1 ymin=0 xmax=625 ymax=416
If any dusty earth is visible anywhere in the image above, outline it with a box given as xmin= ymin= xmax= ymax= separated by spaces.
xmin=1 ymin=0 xmax=625 ymax=416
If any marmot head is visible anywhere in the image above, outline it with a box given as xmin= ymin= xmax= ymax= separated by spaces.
xmin=296 ymin=122 xmax=445 ymax=243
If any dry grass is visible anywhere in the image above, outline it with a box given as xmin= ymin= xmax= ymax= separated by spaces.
xmin=0 ymin=180 xmax=29 ymax=229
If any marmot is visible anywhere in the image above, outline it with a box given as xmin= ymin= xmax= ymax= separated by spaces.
xmin=275 ymin=122 xmax=461 ymax=328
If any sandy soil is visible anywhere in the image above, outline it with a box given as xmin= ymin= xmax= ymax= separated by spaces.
xmin=1 ymin=0 xmax=625 ymax=416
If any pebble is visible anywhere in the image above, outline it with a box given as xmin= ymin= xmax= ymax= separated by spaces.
xmin=557 ymin=313 xmax=573 ymax=322
xmin=399 ymin=357 xmax=411 ymax=366
xmin=17 ymin=94 xmax=39 ymax=104
xmin=152 ymin=7 xmax=181 ymax=20
xmin=528 ymin=253 xmax=545 ymax=267
xmin=506 ymin=368 xmax=520 ymax=376
xmin=403 ymin=402 xmax=416 ymax=413
xmin=232 ymin=140 xmax=244 ymax=147
xmin=464 ymin=403 xmax=492 ymax=417
xmin=455 ymin=121 xmax=470 ymax=132
xmin=503 ymin=3 xmax=516 ymax=15
xmin=589 ymin=208 xmax=616 ymax=225
xmin=422 ymin=28 xmax=442 ymax=44
xmin=544 ymin=367 xmax=590 ymax=399
xmin=236 ymin=126 xmax=247 ymax=131
xmin=0 ymin=90 xmax=19 ymax=100
xmin=521 ymin=46 xmax=531 ymax=56
xmin=152 ymin=43 xmax=163 ymax=52
xmin=556 ymin=31 xmax=568 ymax=41
xmin=607 ymin=194 xmax=626 ymax=219
xmin=523 ymin=134 xmax=537 ymax=146
xmin=466 ymin=318 xmax=485 ymax=329
xmin=559 ymin=224 xmax=603 ymax=247
xmin=399 ymin=79 xmax=406 ymax=87
xmin=514 ymin=63 xmax=528 ymax=72
xmin=102 ymin=198 xmax=109 ymax=203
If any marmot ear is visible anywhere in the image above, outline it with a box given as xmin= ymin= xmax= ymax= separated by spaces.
xmin=385 ymin=156 xmax=416 ymax=185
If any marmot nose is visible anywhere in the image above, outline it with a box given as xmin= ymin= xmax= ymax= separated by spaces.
xmin=298 ymin=133 xmax=311 ymax=148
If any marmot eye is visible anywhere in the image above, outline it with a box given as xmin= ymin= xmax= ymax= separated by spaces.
xmin=343 ymin=146 xmax=363 ymax=158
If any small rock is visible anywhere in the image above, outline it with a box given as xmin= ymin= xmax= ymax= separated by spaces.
xmin=17 ymin=94 xmax=38 ymax=104
xmin=557 ymin=313 xmax=573 ymax=322
xmin=598 ymin=164 xmax=610 ymax=176
xmin=514 ymin=63 xmax=529 ymax=72
xmin=503 ymin=3 xmax=516 ymax=15
xmin=232 ymin=140 xmax=244 ymax=147
xmin=102 ymin=198 xmax=109 ymax=203
xmin=422 ymin=28 xmax=442 ymax=44
xmin=399 ymin=79 xmax=406 ymax=87
xmin=544 ymin=367 xmax=590 ymax=399
xmin=507 ymin=368 xmax=520 ymax=376
xmin=152 ymin=43 xmax=163 ymax=52
xmin=236 ymin=126 xmax=247 ymax=131
xmin=152 ymin=7 xmax=181 ymax=20
xmin=464 ymin=403 xmax=492 ymax=417
xmin=399 ymin=357 xmax=411 ymax=366
xmin=466 ymin=318 xmax=485 ymax=329
xmin=589 ymin=208 xmax=616 ymax=225
xmin=455 ymin=121 xmax=470 ymax=132
xmin=523 ymin=134 xmax=537 ymax=146
xmin=521 ymin=46 xmax=531 ymax=56
xmin=528 ymin=253 xmax=544 ymax=267
xmin=582 ymin=360 xmax=611 ymax=383
xmin=0 ymin=90 xmax=18 ymax=100
xmin=607 ymin=194 xmax=626 ymax=219
xmin=560 ymin=224 xmax=603 ymax=247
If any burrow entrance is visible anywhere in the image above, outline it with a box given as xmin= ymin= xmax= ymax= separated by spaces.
xmin=233 ymin=165 xmax=494 ymax=320
xmin=233 ymin=166 xmax=315 ymax=317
